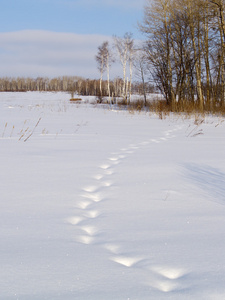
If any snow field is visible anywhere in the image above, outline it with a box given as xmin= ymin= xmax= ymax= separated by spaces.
xmin=0 ymin=92 xmax=225 ymax=299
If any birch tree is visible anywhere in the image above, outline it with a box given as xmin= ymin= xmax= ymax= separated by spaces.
xmin=185 ymin=0 xmax=204 ymax=110
xmin=95 ymin=41 xmax=108 ymax=101
xmin=113 ymin=33 xmax=134 ymax=102
xmin=134 ymin=48 xmax=148 ymax=105
xmin=105 ymin=42 xmax=114 ymax=103
xmin=128 ymin=41 xmax=135 ymax=104
xmin=96 ymin=41 xmax=113 ymax=103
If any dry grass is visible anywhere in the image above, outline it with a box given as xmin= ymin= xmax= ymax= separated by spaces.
xmin=116 ymin=97 xmax=225 ymax=119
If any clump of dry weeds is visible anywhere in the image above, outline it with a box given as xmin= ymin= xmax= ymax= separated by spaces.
xmin=118 ymin=97 xmax=225 ymax=120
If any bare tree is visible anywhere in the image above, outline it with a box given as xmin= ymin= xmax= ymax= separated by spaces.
xmin=139 ymin=0 xmax=176 ymax=105
xmin=95 ymin=41 xmax=113 ymax=103
xmin=113 ymin=33 xmax=134 ymax=102
xmin=95 ymin=41 xmax=108 ymax=101
xmin=134 ymin=47 xmax=148 ymax=105
xmin=128 ymin=40 xmax=135 ymax=104
xmin=105 ymin=42 xmax=114 ymax=103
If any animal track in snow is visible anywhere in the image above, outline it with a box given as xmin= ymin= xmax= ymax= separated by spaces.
xmin=104 ymin=169 xmax=114 ymax=175
xmin=104 ymin=243 xmax=121 ymax=254
xmin=80 ymin=225 xmax=99 ymax=236
xmin=108 ymin=157 xmax=119 ymax=161
xmin=66 ymin=216 xmax=85 ymax=225
xmin=111 ymin=160 xmax=120 ymax=165
xmin=82 ymin=185 xmax=99 ymax=193
xmin=75 ymin=235 xmax=95 ymax=245
xmin=149 ymin=279 xmax=180 ymax=292
xmin=111 ymin=255 xmax=143 ymax=267
xmin=101 ymin=181 xmax=113 ymax=187
xmin=80 ymin=192 xmax=103 ymax=202
xmin=93 ymin=174 xmax=104 ymax=180
xmin=143 ymin=265 xmax=189 ymax=293
xmin=83 ymin=210 xmax=100 ymax=219
xmin=66 ymin=124 xmax=186 ymax=291
xmin=151 ymin=266 xmax=187 ymax=280
xmin=99 ymin=163 xmax=111 ymax=170
xmin=76 ymin=200 xmax=92 ymax=209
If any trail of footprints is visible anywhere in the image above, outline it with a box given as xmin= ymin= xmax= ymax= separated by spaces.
xmin=65 ymin=125 xmax=189 ymax=293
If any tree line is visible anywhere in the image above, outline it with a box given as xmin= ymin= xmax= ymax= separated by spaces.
xmin=0 ymin=76 xmax=154 ymax=97
xmin=0 ymin=76 xmax=82 ymax=92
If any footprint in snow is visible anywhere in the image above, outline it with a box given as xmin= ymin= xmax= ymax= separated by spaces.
xmin=83 ymin=210 xmax=100 ymax=219
xmin=112 ymin=160 xmax=120 ymax=165
xmin=108 ymin=157 xmax=119 ymax=161
xmin=76 ymin=200 xmax=92 ymax=209
xmin=80 ymin=192 xmax=103 ymax=202
xmin=101 ymin=181 xmax=113 ymax=187
xmin=104 ymin=169 xmax=114 ymax=175
xmin=149 ymin=279 xmax=180 ymax=292
xmin=65 ymin=216 xmax=85 ymax=225
xmin=151 ymin=266 xmax=188 ymax=280
xmin=93 ymin=174 xmax=104 ymax=180
xmin=82 ymin=185 xmax=100 ymax=193
xmin=99 ymin=163 xmax=111 ymax=170
xmin=143 ymin=265 xmax=190 ymax=293
xmin=75 ymin=235 xmax=95 ymax=245
xmin=104 ymin=243 xmax=121 ymax=254
xmin=111 ymin=255 xmax=144 ymax=267
xmin=80 ymin=225 xmax=99 ymax=236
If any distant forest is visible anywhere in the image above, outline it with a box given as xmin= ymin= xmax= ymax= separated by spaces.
xmin=0 ymin=76 xmax=155 ymax=97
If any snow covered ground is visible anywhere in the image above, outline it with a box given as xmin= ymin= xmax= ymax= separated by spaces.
xmin=0 ymin=92 xmax=225 ymax=300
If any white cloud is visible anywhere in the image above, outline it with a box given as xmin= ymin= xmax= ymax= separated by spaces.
xmin=0 ymin=30 xmax=122 ymax=78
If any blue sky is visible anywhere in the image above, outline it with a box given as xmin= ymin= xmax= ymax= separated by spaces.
xmin=0 ymin=0 xmax=146 ymax=78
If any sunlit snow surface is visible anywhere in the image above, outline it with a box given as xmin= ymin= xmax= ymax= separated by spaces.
xmin=0 ymin=92 xmax=225 ymax=300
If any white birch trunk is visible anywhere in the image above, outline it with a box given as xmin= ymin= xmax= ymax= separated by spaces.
xmin=129 ymin=60 xmax=133 ymax=104
xmin=107 ymin=54 xmax=111 ymax=104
